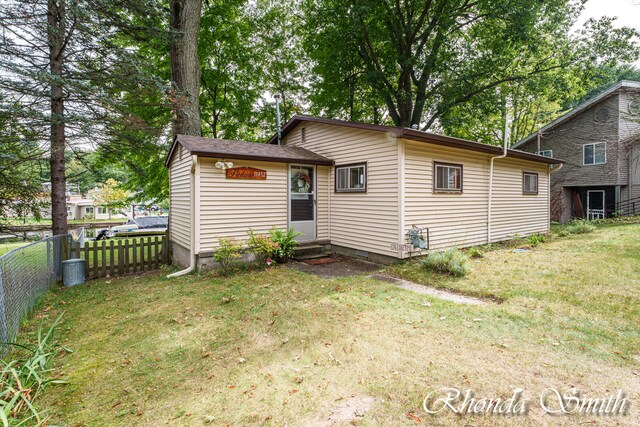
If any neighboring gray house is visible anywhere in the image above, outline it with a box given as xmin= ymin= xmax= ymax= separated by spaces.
xmin=514 ymin=81 xmax=640 ymax=222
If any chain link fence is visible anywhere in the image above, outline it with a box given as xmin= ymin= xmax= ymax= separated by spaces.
xmin=0 ymin=235 xmax=69 ymax=351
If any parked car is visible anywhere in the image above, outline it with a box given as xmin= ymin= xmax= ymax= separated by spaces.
xmin=107 ymin=216 xmax=168 ymax=238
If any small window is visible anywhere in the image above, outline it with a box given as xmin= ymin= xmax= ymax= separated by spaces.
xmin=523 ymin=172 xmax=538 ymax=195
xmin=434 ymin=162 xmax=463 ymax=193
xmin=537 ymin=150 xmax=553 ymax=158
xmin=335 ymin=163 xmax=366 ymax=192
xmin=583 ymin=142 xmax=606 ymax=165
xmin=85 ymin=206 xmax=94 ymax=214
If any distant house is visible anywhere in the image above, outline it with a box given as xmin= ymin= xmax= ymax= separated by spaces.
xmin=65 ymin=195 xmax=126 ymax=220
xmin=165 ymin=115 xmax=561 ymax=269
xmin=514 ymin=81 xmax=640 ymax=222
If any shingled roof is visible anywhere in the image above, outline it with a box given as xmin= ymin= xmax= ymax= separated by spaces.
xmin=165 ymin=135 xmax=334 ymax=167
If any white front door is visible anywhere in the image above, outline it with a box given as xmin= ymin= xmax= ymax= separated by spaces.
xmin=289 ymin=165 xmax=316 ymax=242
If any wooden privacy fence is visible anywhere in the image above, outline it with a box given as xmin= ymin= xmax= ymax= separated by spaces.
xmin=62 ymin=235 xmax=169 ymax=280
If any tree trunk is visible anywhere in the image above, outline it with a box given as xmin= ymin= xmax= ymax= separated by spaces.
xmin=169 ymin=0 xmax=202 ymax=137
xmin=48 ymin=0 xmax=67 ymax=236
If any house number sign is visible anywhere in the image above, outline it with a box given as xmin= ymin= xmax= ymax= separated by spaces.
xmin=225 ymin=167 xmax=267 ymax=180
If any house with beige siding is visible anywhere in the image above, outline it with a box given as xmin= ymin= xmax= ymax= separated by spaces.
xmin=166 ymin=116 xmax=562 ymax=269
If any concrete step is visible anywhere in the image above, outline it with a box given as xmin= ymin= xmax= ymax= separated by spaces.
xmin=294 ymin=252 xmax=331 ymax=261
xmin=292 ymin=244 xmax=325 ymax=260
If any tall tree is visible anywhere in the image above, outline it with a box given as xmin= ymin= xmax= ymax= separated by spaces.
xmin=0 ymin=102 xmax=46 ymax=231
xmin=303 ymin=0 xmax=639 ymax=131
xmin=169 ymin=0 xmax=203 ymax=136
xmin=1 ymin=0 xmax=171 ymax=219
xmin=47 ymin=0 xmax=68 ymax=234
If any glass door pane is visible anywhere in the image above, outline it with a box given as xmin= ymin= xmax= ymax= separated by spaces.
xmin=290 ymin=166 xmax=314 ymax=221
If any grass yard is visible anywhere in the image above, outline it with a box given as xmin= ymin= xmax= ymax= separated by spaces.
xmin=0 ymin=240 xmax=32 ymax=256
xmin=21 ymin=221 xmax=640 ymax=426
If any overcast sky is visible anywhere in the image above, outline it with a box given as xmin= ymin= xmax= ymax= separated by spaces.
xmin=574 ymin=0 xmax=640 ymax=66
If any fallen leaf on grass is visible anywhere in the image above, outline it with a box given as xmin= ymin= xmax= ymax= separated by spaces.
xmin=406 ymin=413 xmax=422 ymax=423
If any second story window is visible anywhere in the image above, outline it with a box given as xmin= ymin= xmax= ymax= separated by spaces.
xmin=583 ymin=142 xmax=606 ymax=165
xmin=537 ymin=150 xmax=553 ymax=158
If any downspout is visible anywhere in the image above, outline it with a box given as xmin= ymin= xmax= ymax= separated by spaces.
xmin=487 ymin=116 xmax=509 ymax=244
xmin=167 ymin=155 xmax=197 ymax=278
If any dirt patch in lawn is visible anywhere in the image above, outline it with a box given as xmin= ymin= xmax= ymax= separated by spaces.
xmin=306 ymin=395 xmax=376 ymax=426
xmin=288 ymin=254 xmax=383 ymax=277
xmin=369 ymin=273 xmax=487 ymax=305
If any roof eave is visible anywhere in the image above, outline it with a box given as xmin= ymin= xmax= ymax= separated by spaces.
xmin=190 ymin=150 xmax=334 ymax=166
xmin=401 ymin=129 xmax=563 ymax=165
xmin=164 ymin=135 xmax=180 ymax=168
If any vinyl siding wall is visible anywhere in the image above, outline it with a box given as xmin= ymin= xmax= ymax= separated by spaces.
xmin=403 ymin=140 xmax=549 ymax=253
xmin=316 ymin=166 xmax=330 ymax=240
xmin=198 ymin=159 xmax=288 ymax=251
xmin=283 ymin=123 xmax=400 ymax=258
xmin=169 ymin=145 xmax=192 ymax=250
xmin=490 ymin=159 xmax=550 ymax=241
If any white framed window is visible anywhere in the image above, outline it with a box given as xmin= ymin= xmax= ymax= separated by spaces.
xmin=537 ymin=150 xmax=553 ymax=158
xmin=583 ymin=142 xmax=606 ymax=165
xmin=84 ymin=206 xmax=94 ymax=215
xmin=96 ymin=207 xmax=107 ymax=215
xmin=335 ymin=163 xmax=366 ymax=192
xmin=434 ymin=162 xmax=463 ymax=193
xmin=523 ymin=171 xmax=539 ymax=195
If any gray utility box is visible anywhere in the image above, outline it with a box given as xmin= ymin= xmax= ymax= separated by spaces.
xmin=62 ymin=258 xmax=86 ymax=287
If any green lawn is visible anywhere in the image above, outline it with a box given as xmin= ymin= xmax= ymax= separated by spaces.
xmin=2 ymin=218 xmax=127 ymax=227
xmin=0 ymin=240 xmax=32 ymax=256
xmin=20 ymin=220 xmax=640 ymax=426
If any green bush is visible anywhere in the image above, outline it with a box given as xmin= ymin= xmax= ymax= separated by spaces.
xmin=421 ymin=248 xmax=470 ymax=277
xmin=558 ymin=220 xmax=596 ymax=237
xmin=268 ymin=227 xmax=302 ymax=262
xmin=247 ymin=229 xmax=279 ymax=265
xmin=465 ymin=246 xmax=484 ymax=258
xmin=214 ymin=238 xmax=244 ymax=276
xmin=527 ymin=233 xmax=547 ymax=247
xmin=1 ymin=315 xmax=66 ymax=425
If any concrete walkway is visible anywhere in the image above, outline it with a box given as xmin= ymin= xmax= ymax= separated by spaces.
xmin=368 ymin=273 xmax=486 ymax=305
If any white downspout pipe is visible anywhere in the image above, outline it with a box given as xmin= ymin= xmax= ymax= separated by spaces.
xmin=167 ymin=155 xmax=197 ymax=278
xmin=487 ymin=116 xmax=510 ymax=244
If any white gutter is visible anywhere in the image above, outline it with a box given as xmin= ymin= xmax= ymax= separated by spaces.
xmin=167 ymin=154 xmax=198 ymax=278
xmin=487 ymin=116 xmax=509 ymax=244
